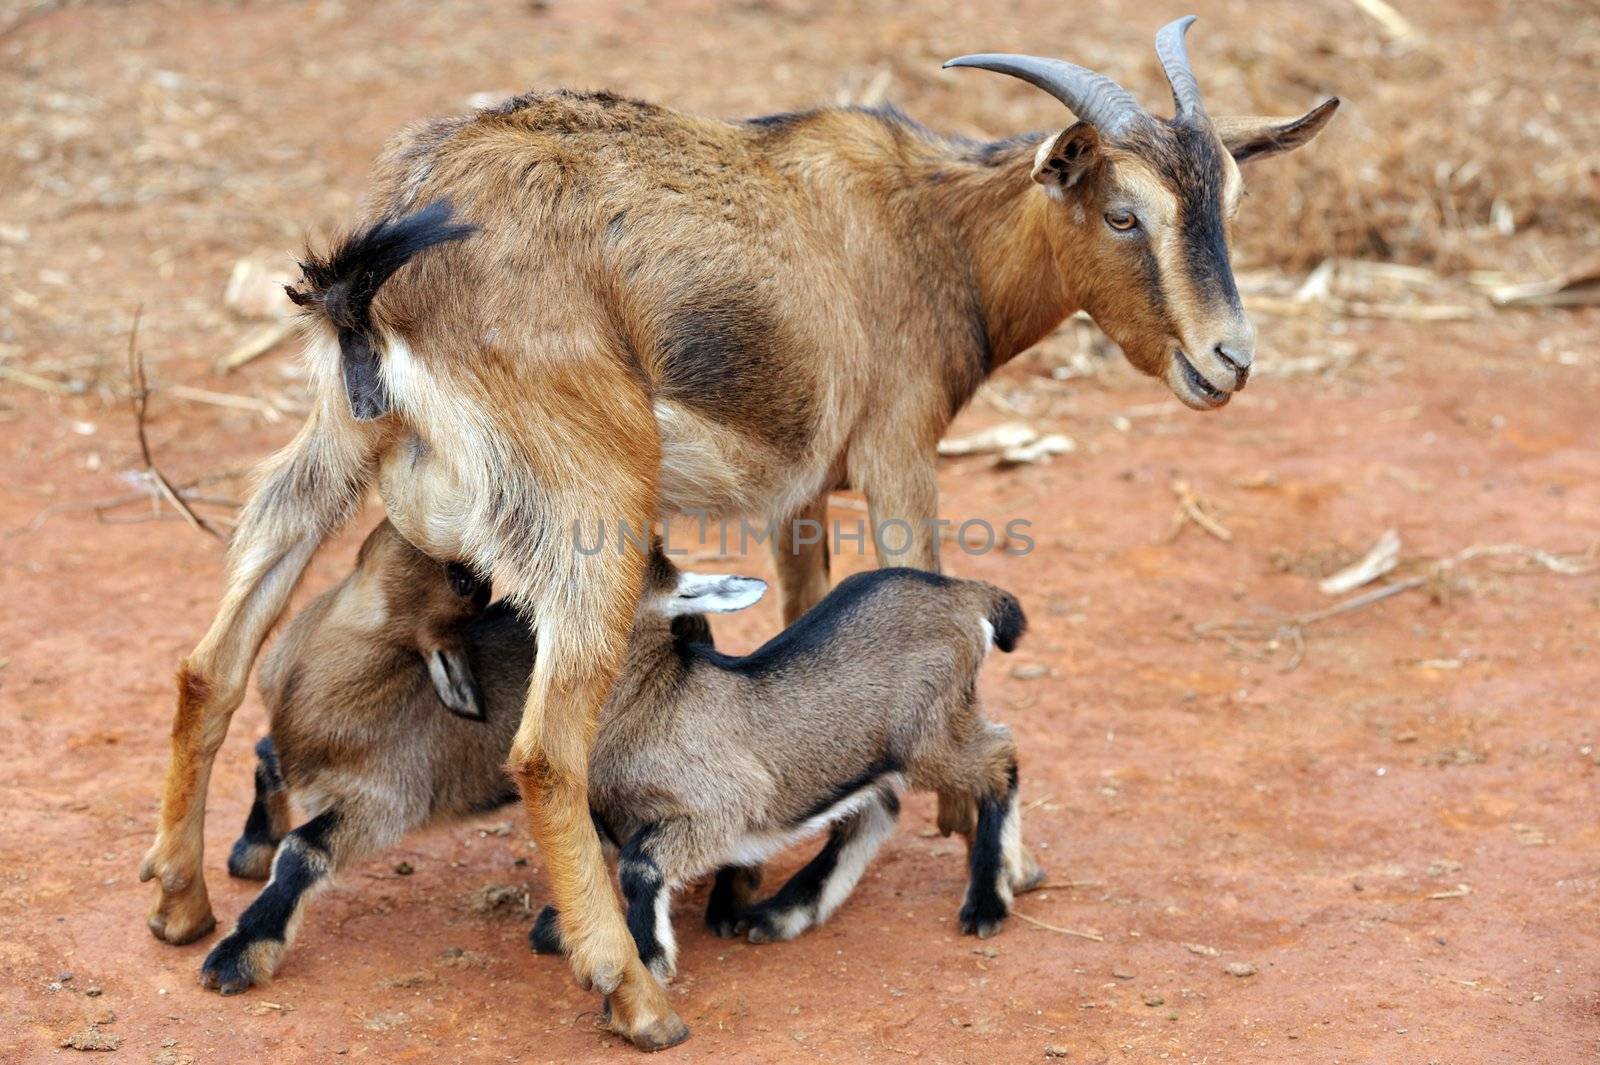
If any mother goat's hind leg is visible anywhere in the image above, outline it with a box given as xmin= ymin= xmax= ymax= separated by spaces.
xmin=485 ymin=391 xmax=688 ymax=1050
xmin=140 ymin=405 xmax=371 ymax=944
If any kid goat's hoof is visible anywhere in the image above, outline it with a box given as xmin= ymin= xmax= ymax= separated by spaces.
xmin=227 ymin=838 xmax=276 ymax=881
xmin=199 ymin=935 xmax=265 ymax=995
xmin=704 ymin=912 xmax=749 ymax=939
xmin=528 ymin=905 xmax=565 ymax=955
xmin=958 ymin=899 xmax=1010 ymax=940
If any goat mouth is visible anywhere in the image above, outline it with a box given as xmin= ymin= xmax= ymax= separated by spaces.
xmin=1173 ymin=350 xmax=1231 ymax=410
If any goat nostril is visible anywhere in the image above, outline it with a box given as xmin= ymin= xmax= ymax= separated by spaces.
xmin=1214 ymin=344 xmax=1253 ymax=387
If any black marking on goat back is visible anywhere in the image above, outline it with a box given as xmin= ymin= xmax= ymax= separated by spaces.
xmin=654 ymin=294 xmax=814 ymax=452
xmin=690 ymin=568 xmax=949 ymax=679
xmin=795 ymin=756 xmax=903 ymax=826
xmin=747 ymin=109 xmax=814 ymax=131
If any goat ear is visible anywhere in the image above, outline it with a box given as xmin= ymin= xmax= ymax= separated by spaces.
xmin=664 ymin=573 xmax=767 ymax=616
xmin=427 ymin=643 xmax=485 ymax=721
xmin=1031 ymin=123 xmax=1100 ymax=190
xmin=1214 ymin=98 xmax=1340 ymax=164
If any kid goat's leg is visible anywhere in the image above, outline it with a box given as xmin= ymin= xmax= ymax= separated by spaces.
xmin=744 ymin=788 xmax=900 ymax=944
xmin=200 ymin=804 xmax=386 ymax=993
xmin=227 ymin=737 xmax=293 ymax=881
xmin=958 ymin=727 xmax=1043 ymax=938
xmin=141 ymin=403 xmax=371 ymax=944
xmin=704 ymin=865 xmax=763 ymax=938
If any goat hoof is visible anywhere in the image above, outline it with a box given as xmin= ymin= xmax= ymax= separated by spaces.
xmin=528 ymin=906 xmax=565 ymax=955
xmin=200 ymin=937 xmax=260 ymax=995
xmin=958 ymin=905 xmax=1007 ymax=940
xmin=604 ymin=997 xmax=691 ymax=1052
xmin=146 ymin=893 xmax=216 ymax=946
xmin=704 ymin=914 xmax=747 ymax=939
xmin=1014 ymin=866 xmax=1047 ymax=895
xmin=227 ymin=838 xmax=276 ymax=881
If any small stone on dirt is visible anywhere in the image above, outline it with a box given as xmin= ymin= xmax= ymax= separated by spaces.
xmin=1183 ymin=942 xmax=1220 ymax=957
xmin=242 ymin=1001 xmax=292 ymax=1016
xmin=154 ymin=1051 xmax=195 ymax=1065
xmin=1043 ymin=1046 xmax=1069 ymax=1059
xmin=469 ymin=883 xmax=528 ymax=914
xmin=1435 ymin=745 xmax=1485 ymax=767
xmin=379 ymin=970 xmax=434 ymax=989
xmin=973 ymin=946 xmax=999 ymax=958
xmin=1143 ymin=993 xmax=1165 ymax=1007
xmin=61 ymin=1023 xmax=120 ymax=1051
xmin=1112 ymin=968 xmax=1135 ymax=980
xmin=1225 ymin=961 xmax=1259 ymax=977
xmin=394 ymin=861 xmax=413 ymax=875
xmin=363 ymin=1010 xmax=410 ymax=1032
xmin=1011 ymin=664 xmax=1049 ymax=681
xmin=84 ymin=986 xmax=101 ymax=997
xmin=1426 ymin=859 xmax=1463 ymax=878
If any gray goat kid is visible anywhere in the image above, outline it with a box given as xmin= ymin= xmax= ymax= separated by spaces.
xmin=532 ymin=544 xmax=1043 ymax=983
xmin=202 ymin=521 xmax=1040 ymax=992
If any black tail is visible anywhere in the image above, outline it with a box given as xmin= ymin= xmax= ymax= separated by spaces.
xmin=987 ymin=590 xmax=1027 ymax=653
xmin=287 ymin=200 xmax=476 ymax=420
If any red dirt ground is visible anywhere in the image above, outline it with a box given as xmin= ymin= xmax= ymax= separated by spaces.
xmin=2 ymin=2 xmax=1598 ymax=1063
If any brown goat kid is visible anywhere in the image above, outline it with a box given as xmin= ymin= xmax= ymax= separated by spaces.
xmin=144 ymin=18 xmax=1335 ymax=1048
xmin=199 ymin=522 xmax=527 ymax=993
xmin=202 ymin=522 xmax=1037 ymax=995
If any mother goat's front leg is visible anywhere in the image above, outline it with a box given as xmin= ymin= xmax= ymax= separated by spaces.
xmin=141 ymin=407 xmax=371 ymax=944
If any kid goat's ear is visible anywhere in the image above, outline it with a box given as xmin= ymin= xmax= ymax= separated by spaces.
xmin=663 ymin=573 xmax=768 ymax=616
xmin=424 ymin=637 xmax=485 ymax=721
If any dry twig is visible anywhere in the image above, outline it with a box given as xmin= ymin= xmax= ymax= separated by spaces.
xmin=1165 ymin=479 xmax=1233 ymax=543
xmin=1194 ymin=540 xmax=1596 ymax=670
xmin=126 ymin=308 xmax=225 ymax=541
xmin=1013 ymin=912 xmax=1104 ymax=942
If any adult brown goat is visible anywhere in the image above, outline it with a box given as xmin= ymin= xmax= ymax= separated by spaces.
xmin=142 ymin=17 xmax=1336 ymax=1050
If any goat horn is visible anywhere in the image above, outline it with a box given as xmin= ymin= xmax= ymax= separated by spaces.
xmin=943 ymin=53 xmax=1144 ymax=135
xmin=1154 ymin=15 xmax=1206 ymax=120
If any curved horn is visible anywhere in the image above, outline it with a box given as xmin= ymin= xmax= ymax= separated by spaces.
xmin=1154 ymin=15 xmax=1206 ymax=120
xmin=943 ymin=53 xmax=1144 ymax=135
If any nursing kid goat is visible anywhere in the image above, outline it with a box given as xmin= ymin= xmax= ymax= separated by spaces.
xmin=142 ymin=17 xmax=1336 ymax=1049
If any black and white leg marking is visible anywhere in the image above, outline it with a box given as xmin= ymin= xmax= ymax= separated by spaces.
xmin=201 ymin=810 xmax=340 ymax=994
xmin=618 ymin=825 xmax=678 ymax=983
xmin=227 ymin=736 xmax=291 ymax=881
xmin=705 ymin=865 xmax=763 ymax=938
xmin=744 ymin=788 xmax=900 ymax=944
xmin=959 ymin=764 xmax=1023 ymax=938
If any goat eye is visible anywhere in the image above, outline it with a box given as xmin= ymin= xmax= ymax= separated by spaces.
xmin=446 ymin=562 xmax=477 ymax=599
xmin=1105 ymin=211 xmax=1139 ymax=232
